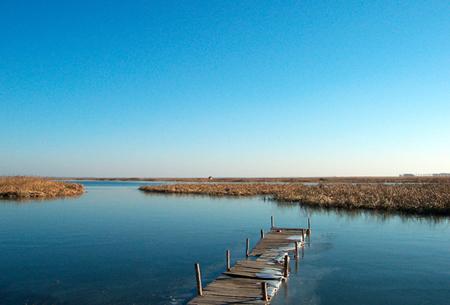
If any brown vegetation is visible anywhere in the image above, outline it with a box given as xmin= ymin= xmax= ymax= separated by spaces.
xmin=71 ymin=176 xmax=450 ymax=184
xmin=139 ymin=183 xmax=450 ymax=215
xmin=0 ymin=176 xmax=84 ymax=199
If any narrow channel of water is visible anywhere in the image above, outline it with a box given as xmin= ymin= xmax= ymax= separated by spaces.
xmin=0 ymin=181 xmax=448 ymax=304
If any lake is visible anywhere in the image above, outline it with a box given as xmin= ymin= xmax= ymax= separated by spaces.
xmin=0 ymin=181 xmax=449 ymax=304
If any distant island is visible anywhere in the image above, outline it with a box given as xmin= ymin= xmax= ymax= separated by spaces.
xmin=0 ymin=176 xmax=84 ymax=199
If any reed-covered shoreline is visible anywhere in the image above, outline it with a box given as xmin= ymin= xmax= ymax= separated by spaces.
xmin=72 ymin=176 xmax=450 ymax=184
xmin=139 ymin=183 xmax=450 ymax=215
xmin=0 ymin=176 xmax=84 ymax=199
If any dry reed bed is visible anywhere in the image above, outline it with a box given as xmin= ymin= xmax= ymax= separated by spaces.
xmin=77 ymin=176 xmax=450 ymax=184
xmin=0 ymin=176 xmax=84 ymax=199
xmin=139 ymin=183 xmax=450 ymax=215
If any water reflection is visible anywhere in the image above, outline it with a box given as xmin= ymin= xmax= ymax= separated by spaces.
xmin=142 ymin=191 xmax=449 ymax=224
xmin=0 ymin=195 xmax=83 ymax=205
xmin=272 ymin=199 xmax=449 ymax=224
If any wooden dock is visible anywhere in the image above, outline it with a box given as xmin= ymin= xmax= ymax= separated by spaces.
xmin=188 ymin=218 xmax=311 ymax=305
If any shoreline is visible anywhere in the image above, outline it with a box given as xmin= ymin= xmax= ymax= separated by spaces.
xmin=64 ymin=176 xmax=450 ymax=184
xmin=139 ymin=183 xmax=450 ymax=216
xmin=0 ymin=177 xmax=84 ymax=200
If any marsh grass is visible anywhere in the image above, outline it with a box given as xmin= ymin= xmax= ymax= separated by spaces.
xmin=81 ymin=176 xmax=450 ymax=184
xmin=139 ymin=183 xmax=450 ymax=215
xmin=0 ymin=176 xmax=84 ymax=199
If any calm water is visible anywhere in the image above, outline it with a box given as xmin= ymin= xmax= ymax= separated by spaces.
xmin=0 ymin=181 xmax=449 ymax=305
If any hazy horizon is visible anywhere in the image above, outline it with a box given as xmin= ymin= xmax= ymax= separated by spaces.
xmin=1 ymin=1 xmax=449 ymax=177
xmin=33 ymin=173 xmax=450 ymax=178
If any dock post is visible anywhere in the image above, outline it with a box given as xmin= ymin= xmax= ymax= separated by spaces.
xmin=261 ymin=282 xmax=269 ymax=301
xmin=294 ymin=241 xmax=299 ymax=259
xmin=195 ymin=263 xmax=203 ymax=296
xmin=283 ymin=254 xmax=290 ymax=278
xmin=307 ymin=218 xmax=311 ymax=235
xmin=226 ymin=250 xmax=231 ymax=271
xmin=271 ymin=216 xmax=274 ymax=229
xmin=260 ymin=229 xmax=264 ymax=239
xmin=246 ymin=238 xmax=250 ymax=257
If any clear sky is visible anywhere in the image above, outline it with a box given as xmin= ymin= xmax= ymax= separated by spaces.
xmin=1 ymin=1 xmax=449 ymax=177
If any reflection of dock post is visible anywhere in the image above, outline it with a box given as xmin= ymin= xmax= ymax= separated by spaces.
xmin=226 ymin=250 xmax=231 ymax=271
xmin=246 ymin=238 xmax=250 ymax=257
xmin=195 ymin=263 xmax=203 ymax=296
xmin=307 ymin=217 xmax=311 ymax=235
xmin=294 ymin=241 xmax=299 ymax=259
xmin=261 ymin=282 xmax=269 ymax=301
xmin=283 ymin=254 xmax=290 ymax=278
xmin=271 ymin=216 xmax=274 ymax=229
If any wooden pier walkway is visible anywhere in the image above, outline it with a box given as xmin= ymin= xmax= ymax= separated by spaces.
xmin=188 ymin=218 xmax=311 ymax=305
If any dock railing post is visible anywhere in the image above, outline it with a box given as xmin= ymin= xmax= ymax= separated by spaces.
xmin=246 ymin=238 xmax=250 ymax=257
xmin=226 ymin=250 xmax=231 ymax=271
xmin=260 ymin=229 xmax=264 ymax=239
xmin=271 ymin=216 xmax=274 ymax=229
xmin=261 ymin=282 xmax=269 ymax=301
xmin=195 ymin=263 xmax=203 ymax=296
xmin=283 ymin=254 xmax=290 ymax=278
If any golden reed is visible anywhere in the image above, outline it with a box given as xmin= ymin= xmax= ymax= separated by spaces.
xmin=0 ymin=176 xmax=84 ymax=199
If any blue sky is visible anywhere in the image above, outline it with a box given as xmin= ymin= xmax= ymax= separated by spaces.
xmin=1 ymin=1 xmax=449 ymax=177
